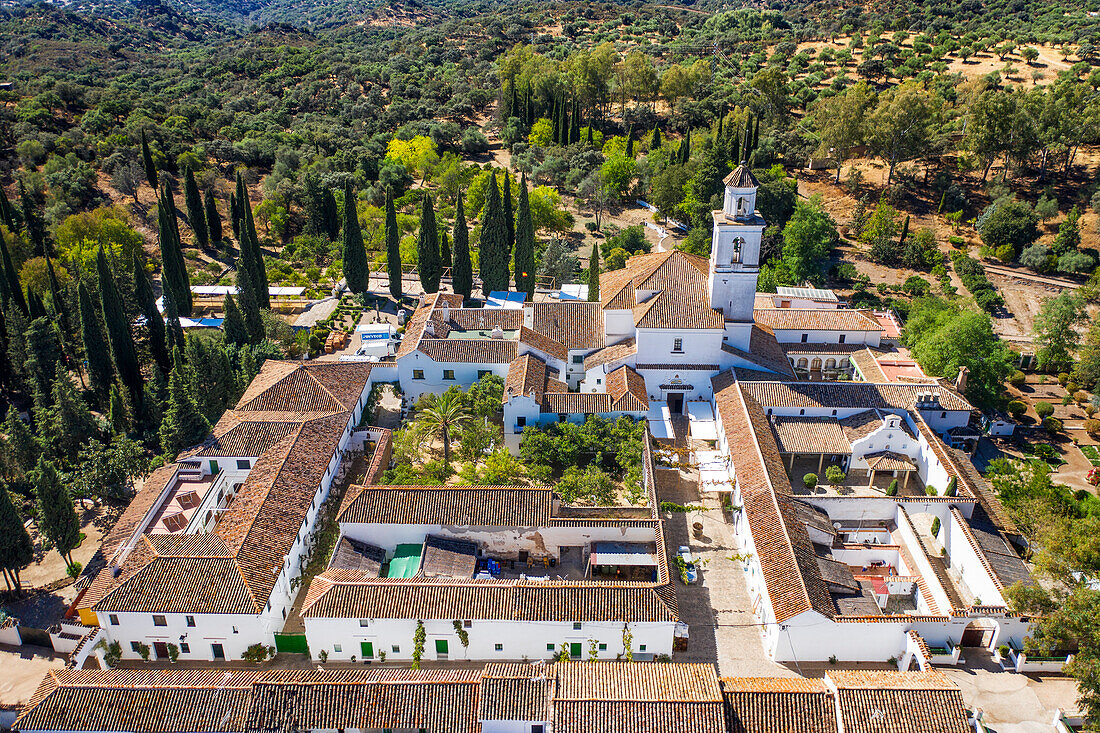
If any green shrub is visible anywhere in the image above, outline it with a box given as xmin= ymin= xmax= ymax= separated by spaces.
xmin=931 ymin=517 xmax=941 ymax=536
xmin=886 ymin=478 xmax=898 ymax=496
xmin=825 ymin=465 xmax=847 ymax=487
xmin=803 ymin=473 xmax=818 ymax=491
xmin=1035 ymin=402 xmax=1055 ymax=420
xmin=945 ymin=477 xmax=957 ymax=496
xmin=1006 ymin=400 xmax=1027 ymax=418
xmin=1044 ymin=417 xmax=1064 ymax=434
xmin=1008 ymin=371 xmax=1026 ymax=388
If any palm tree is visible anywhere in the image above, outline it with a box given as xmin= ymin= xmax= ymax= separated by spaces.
xmin=416 ymin=391 xmax=471 ymax=465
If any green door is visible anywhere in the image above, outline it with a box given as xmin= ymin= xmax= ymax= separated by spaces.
xmin=209 ymin=460 xmax=218 ymax=474
xmin=570 ymin=643 xmax=582 ymax=659
xmin=435 ymin=639 xmax=449 ymax=656
xmin=360 ymin=641 xmax=373 ymax=658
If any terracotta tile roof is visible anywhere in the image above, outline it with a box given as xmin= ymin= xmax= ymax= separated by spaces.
xmin=300 ymin=576 xmax=679 ymax=623
xmin=722 ymin=326 xmax=798 ymax=378
xmin=737 ymin=381 xmax=974 ymax=412
xmin=417 ymin=338 xmax=518 ymax=364
xmin=851 ymin=348 xmax=888 ymax=382
xmin=446 ymin=307 xmax=524 ymax=331
xmin=839 ymin=409 xmax=886 ymax=442
xmin=15 ymin=670 xmax=256 ymax=733
xmin=829 ymin=671 xmax=969 ymax=733
xmin=504 ymin=353 xmax=549 ymax=404
xmin=635 ymin=289 xmax=724 ymax=329
xmin=83 ymin=361 xmax=371 ymax=617
xmin=420 ymin=534 xmax=478 ymax=578
xmin=554 ymin=662 xmax=724 ymax=733
xmin=864 ymin=450 xmax=917 ymax=472
xmin=478 ymin=664 xmax=551 ymax=722
xmin=584 ymin=337 xmax=638 ymax=370
xmin=724 ymin=163 xmax=759 ymax=188
xmin=599 ymin=250 xmax=724 ymax=330
xmin=530 ymin=301 xmax=605 ymax=350
xmin=519 ymin=325 xmax=568 ymax=362
xmin=752 ymin=308 xmax=883 ymax=333
xmin=338 ymin=485 xmax=554 ymax=526
xmin=600 ymin=270 xmax=638 ymax=309
xmin=395 ymin=294 xmax=442 ymax=359
xmin=607 ymin=365 xmax=649 ymax=412
xmin=722 ymin=677 xmax=837 ymax=733
xmin=328 ymin=536 xmax=385 ymax=575
xmin=712 ymin=372 xmax=835 ymax=623
xmin=770 ymin=415 xmax=851 ymax=455
xmin=542 ymin=392 xmax=613 ymax=414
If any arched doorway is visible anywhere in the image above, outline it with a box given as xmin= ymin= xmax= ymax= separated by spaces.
xmin=960 ymin=619 xmax=999 ymax=649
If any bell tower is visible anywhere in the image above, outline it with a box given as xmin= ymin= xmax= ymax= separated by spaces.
xmin=709 ymin=162 xmax=766 ymax=349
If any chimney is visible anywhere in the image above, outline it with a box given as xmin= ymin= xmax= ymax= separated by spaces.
xmin=491 ymin=325 xmax=504 ymax=339
xmin=955 ymin=366 xmax=969 ymax=394
xmin=439 ymin=304 xmax=450 ymax=322
xmin=424 ymin=320 xmax=436 ymax=337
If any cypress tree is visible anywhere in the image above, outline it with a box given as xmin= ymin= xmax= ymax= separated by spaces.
xmin=78 ymin=281 xmax=113 ymax=404
xmin=235 ymin=261 xmax=264 ymax=344
xmin=651 ymin=127 xmax=661 ymax=151
xmin=140 ymin=129 xmax=158 ymax=190
xmin=0 ymin=481 xmax=33 ymax=592
xmin=341 ymin=181 xmax=370 ymax=294
xmin=108 ymin=383 xmax=129 ymax=435
xmin=26 ymin=289 xmax=47 ymax=320
xmin=96 ymin=247 xmax=142 ymax=406
xmin=524 ymin=84 xmax=532 ymax=127
xmin=0 ymin=185 xmax=16 ymax=231
xmin=439 ymin=230 xmax=451 ymax=269
xmin=586 ymin=125 xmax=594 ymax=146
xmin=626 ymin=127 xmax=635 ymax=158
xmin=158 ymin=191 xmax=191 ymax=318
xmin=0 ymin=307 xmax=9 ymax=393
xmin=384 ymin=194 xmax=402 ymax=300
xmin=2 ymin=407 xmax=38 ymax=482
xmin=159 ymin=355 xmax=211 ymax=455
xmin=452 ymin=192 xmax=473 ymax=301
xmin=204 ymin=188 xmax=223 ymax=248
xmin=321 ymin=187 xmax=340 ymax=241
xmin=24 ymin=317 xmax=62 ymax=399
xmin=222 ymin=294 xmax=249 ymax=346
xmin=899 ymin=215 xmax=911 ymax=248
xmin=183 ymin=167 xmax=208 ymax=249
xmin=235 ymin=174 xmax=269 ymax=310
xmin=571 ymin=99 xmax=581 ymax=144
xmin=44 ymin=257 xmax=71 ymax=352
xmin=229 ymin=192 xmax=241 ymax=241
xmin=19 ymin=182 xmax=45 ymax=257
xmin=502 ymin=176 xmax=515 ymax=255
xmin=5 ymin=303 xmax=29 ymax=394
xmin=132 ymin=252 xmax=169 ymax=374
xmin=163 ymin=291 xmax=185 ymax=356
xmin=32 ymin=456 xmax=80 ymax=567
xmin=40 ymin=374 xmax=100 ymax=461
xmin=417 ymin=193 xmax=441 ymax=294
xmin=514 ymin=174 xmax=536 ymax=298
xmin=0 ymin=230 xmax=26 ymax=315
xmin=681 ymin=131 xmax=691 ymax=164
xmin=478 ymin=174 xmax=509 ymax=295
xmin=587 ymin=240 xmax=601 ymax=302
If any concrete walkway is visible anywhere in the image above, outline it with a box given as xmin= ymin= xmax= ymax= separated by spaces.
xmin=658 ymin=466 xmax=794 ymax=678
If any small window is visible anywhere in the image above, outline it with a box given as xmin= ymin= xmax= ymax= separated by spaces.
xmin=831 ymin=409 xmax=837 ymax=416
xmin=131 ymin=641 xmax=142 ymax=653
xmin=334 ymin=644 xmax=342 ymax=653
xmin=478 ymin=370 xmax=491 ymax=379
xmin=232 ymin=626 xmax=239 ymax=634
xmin=799 ymin=409 xmax=805 ymax=416
xmin=443 ymin=369 xmax=455 ymax=380
xmin=839 ymin=334 xmax=846 ymax=344
xmin=598 ymin=643 xmax=607 ymax=651
xmin=639 ymin=644 xmax=647 ymax=652
xmin=495 ymin=643 xmax=504 ymax=651
xmin=153 ymin=615 xmax=167 ymax=627
xmin=572 ymin=354 xmax=584 ymax=364
xmin=413 ymin=369 xmax=425 ymax=380
xmin=532 ymin=726 xmax=545 ymax=733
xmin=359 ymin=619 xmax=370 ymax=627
xmin=109 ymin=614 xmax=119 ymax=625
xmin=940 ymin=411 xmax=947 ymax=418
xmin=517 ymin=416 xmax=526 ymax=427
xmin=186 ymin=616 xmax=195 ymax=627
xmin=558 ymin=413 xmax=567 ymax=422
xmin=596 ymin=379 xmax=602 ymax=385
xmin=546 ymin=643 xmax=556 ymax=651
xmin=672 ymin=338 xmax=683 ymax=353
xmin=392 ymin=645 xmax=400 ymax=653
xmin=573 ymin=622 xmax=582 ymax=630
xmin=236 ymin=459 xmax=250 ymax=470
xmin=180 ymin=642 xmax=190 ymax=654
xmin=463 ymin=620 xmax=472 ymax=628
